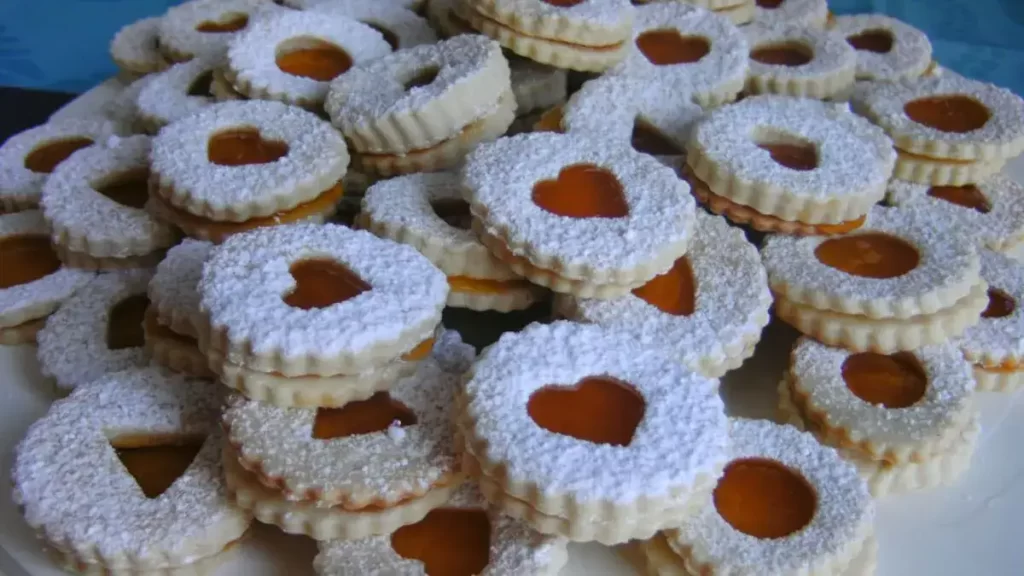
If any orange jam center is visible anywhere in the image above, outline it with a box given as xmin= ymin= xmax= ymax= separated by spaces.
xmin=846 ymin=29 xmax=894 ymax=53
xmin=207 ymin=128 xmax=288 ymax=166
xmin=926 ymin=185 xmax=991 ymax=213
xmin=0 ymin=235 xmax=61 ymax=289
xmin=814 ymin=233 xmax=920 ymax=279
xmin=447 ymin=276 xmax=528 ymax=294
xmin=842 ymin=352 xmax=928 ymax=408
xmin=534 ymin=106 xmax=564 ymax=133
xmin=283 ymin=258 xmax=371 ymax=310
xmin=631 ymin=120 xmax=683 ymax=156
xmin=532 ymin=164 xmax=629 ymax=219
xmin=312 ymin=392 xmax=417 ymax=439
xmin=107 ymin=294 xmax=150 ymax=350
xmin=750 ymin=43 xmax=814 ymax=67
xmin=904 ymin=96 xmax=991 ymax=133
xmin=713 ymin=458 xmax=817 ymax=539
xmin=404 ymin=67 xmax=440 ymax=91
xmin=195 ymin=13 xmax=248 ymax=33
xmin=112 ymin=436 xmax=204 ymax=498
xmin=636 ymin=30 xmax=711 ymax=65
xmin=431 ymin=199 xmax=473 ymax=230
xmin=527 ymin=376 xmax=645 ymax=446
xmin=187 ymin=71 xmax=214 ymax=97
xmin=982 ymin=288 xmax=1015 ymax=318
xmin=756 ymin=0 xmax=786 ymax=7
xmin=390 ymin=508 xmax=492 ymax=576
xmin=23 ymin=137 xmax=93 ymax=174
xmin=402 ymin=338 xmax=435 ymax=361
xmin=94 ymin=168 xmax=151 ymax=210
xmin=275 ymin=38 xmax=353 ymax=81
xmin=366 ymin=23 xmax=400 ymax=50
xmin=541 ymin=0 xmax=585 ymax=6
xmin=757 ymin=141 xmax=819 ymax=171
xmin=632 ymin=256 xmax=696 ymax=316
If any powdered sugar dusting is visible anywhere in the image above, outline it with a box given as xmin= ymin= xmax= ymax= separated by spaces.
xmin=752 ymin=0 xmax=827 ymax=28
xmin=957 ymin=249 xmax=1024 ymax=363
xmin=136 ymin=58 xmax=219 ymax=129
xmin=149 ymin=239 xmax=214 ymax=338
xmin=833 ymin=14 xmax=932 ymax=82
xmin=109 ymin=16 xmax=169 ymax=72
xmin=309 ymin=1 xmax=439 ymax=50
xmin=744 ymin=22 xmax=856 ymax=82
xmin=157 ymin=0 xmax=288 ymax=62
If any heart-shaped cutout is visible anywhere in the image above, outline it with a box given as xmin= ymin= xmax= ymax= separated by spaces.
xmin=631 ymin=119 xmax=684 ymax=156
xmin=23 ymin=137 xmax=94 ymax=174
xmin=312 ymin=392 xmax=417 ymax=439
xmin=926 ymin=184 xmax=991 ymax=213
xmin=527 ymin=376 xmax=645 ymax=446
xmin=750 ymin=42 xmax=814 ymax=67
xmin=275 ymin=37 xmax=353 ymax=82
xmin=111 ymin=435 xmax=205 ymax=498
xmin=755 ymin=137 xmax=819 ymax=171
xmin=0 ymin=235 xmax=61 ymax=289
xmin=632 ymin=256 xmax=696 ymax=316
xmin=842 ymin=352 xmax=927 ymax=408
xmin=713 ymin=457 xmax=816 ymax=539
xmin=94 ymin=168 xmax=151 ymax=209
xmin=390 ymin=508 xmax=492 ymax=576
xmin=814 ymin=232 xmax=920 ymax=279
xmin=207 ymin=128 xmax=289 ymax=166
xmin=903 ymin=95 xmax=991 ymax=134
xmin=982 ymin=289 xmax=1016 ymax=319
xmin=636 ymin=30 xmax=710 ymax=65
xmin=283 ymin=258 xmax=370 ymax=310
xmin=532 ymin=164 xmax=629 ymax=219
xmin=107 ymin=294 xmax=149 ymax=350
xmin=195 ymin=12 xmax=248 ymax=33
xmin=431 ymin=199 xmax=473 ymax=230
xmin=846 ymin=29 xmax=894 ymax=53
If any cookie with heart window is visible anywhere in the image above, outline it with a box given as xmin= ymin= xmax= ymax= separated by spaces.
xmin=831 ymin=14 xmax=932 ymax=83
xmin=743 ymin=22 xmax=856 ymax=100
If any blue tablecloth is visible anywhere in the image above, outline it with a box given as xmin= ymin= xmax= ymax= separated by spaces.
xmin=1 ymin=0 xmax=1022 ymax=95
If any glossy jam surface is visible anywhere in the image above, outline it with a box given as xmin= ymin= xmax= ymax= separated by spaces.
xmin=904 ymin=96 xmax=991 ymax=134
xmin=23 ymin=138 xmax=93 ymax=174
xmin=312 ymin=392 xmax=417 ymax=439
xmin=532 ymin=164 xmax=629 ymax=219
xmin=636 ymin=30 xmax=710 ymax=65
xmin=527 ymin=376 xmax=645 ymax=446
xmin=207 ymin=128 xmax=289 ymax=166
xmin=814 ymin=233 xmax=920 ymax=279
xmin=283 ymin=258 xmax=371 ymax=310
xmin=95 ymin=169 xmax=151 ymax=209
xmin=842 ymin=352 xmax=928 ymax=408
xmin=846 ymin=29 xmax=894 ymax=53
xmin=632 ymin=256 xmax=696 ymax=316
xmin=107 ymin=294 xmax=150 ymax=350
xmin=926 ymin=185 xmax=991 ymax=213
xmin=750 ymin=43 xmax=814 ymax=67
xmin=275 ymin=38 xmax=353 ymax=81
xmin=757 ymin=141 xmax=818 ymax=171
xmin=390 ymin=508 xmax=492 ymax=576
xmin=0 ymin=235 xmax=61 ymax=289
xmin=112 ymin=436 xmax=205 ymax=499
xmin=714 ymin=458 xmax=817 ymax=539
xmin=982 ymin=288 xmax=1015 ymax=319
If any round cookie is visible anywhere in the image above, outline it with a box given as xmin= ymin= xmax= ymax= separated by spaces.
xmin=832 ymin=14 xmax=932 ymax=82
xmin=109 ymin=16 xmax=171 ymax=76
xmin=744 ymin=23 xmax=856 ymax=99
xmin=309 ymin=1 xmax=439 ymax=50
xmin=134 ymin=57 xmax=220 ymax=133
xmin=958 ymin=249 xmax=1024 ymax=391
xmin=157 ymin=0 xmax=287 ymax=63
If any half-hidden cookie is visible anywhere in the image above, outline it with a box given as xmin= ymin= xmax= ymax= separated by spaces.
xmin=751 ymin=0 xmax=828 ymax=28
xmin=309 ymin=1 xmax=439 ymax=51
xmin=744 ymin=23 xmax=856 ymax=100
xmin=509 ymin=55 xmax=568 ymax=117
xmin=12 ymin=367 xmax=249 ymax=572
xmin=134 ymin=57 xmax=220 ymax=133
xmin=0 ymin=119 xmax=115 ymax=212
xmin=832 ymin=14 xmax=932 ymax=82
xmin=668 ymin=0 xmax=754 ymax=25
xmin=557 ymin=211 xmax=771 ymax=378
xmin=109 ymin=16 xmax=171 ymax=76
xmin=157 ymin=0 xmax=286 ymax=63
xmin=359 ymin=172 xmax=544 ymax=313
xmin=463 ymin=132 xmax=696 ymax=298
xmin=664 ymin=418 xmax=874 ymax=574
xmin=763 ymin=205 xmax=988 ymax=352
xmin=0 ymin=211 xmax=93 ymax=344
xmin=41 ymin=135 xmax=177 ymax=266
xmin=457 ymin=321 xmax=729 ymax=544
xmin=37 ymin=269 xmax=152 ymax=395
xmin=312 ymin=482 xmax=569 ymax=576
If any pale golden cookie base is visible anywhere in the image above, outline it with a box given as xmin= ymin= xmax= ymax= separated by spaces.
xmin=54 ymin=243 xmax=165 ymax=271
xmin=226 ymin=66 xmax=321 ymax=110
xmin=973 ymin=365 xmax=1024 ymax=393
xmin=894 ymin=150 xmax=1005 ymax=186
xmin=49 ymin=534 xmax=241 ymax=576
xmin=0 ymin=317 xmax=46 ymax=346
xmin=447 ymin=284 xmax=547 ymax=313
xmin=144 ymin=326 xmax=216 ymax=380
xmin=470 ymin=0 xmax=631 ymax=47
xmin=746 ymin=62 xmax=856 ymax=100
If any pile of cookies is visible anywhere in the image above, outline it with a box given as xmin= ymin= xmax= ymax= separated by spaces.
xmin=2 ymin=0 xmax=1024 ymax=574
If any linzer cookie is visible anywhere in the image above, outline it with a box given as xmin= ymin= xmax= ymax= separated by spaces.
xmin=12 ymin=367 xmax=248 ymax=573
xmin=751 ymin=0 xmax=828 ymax=28
xmin=0 ymin=211 xmax=93 ymax=345
xmin=832 ymin=14 xmax=932 ymax=82
xmin=763 ymin=205 xmax=987 ymax=352
xmin=40 ymin=135 xmax=177 ymax=270
xmin=743 ymin=23 xmax=856 ymax=100
xmin=784 ymin=338 xmax=980 ymax=496
xmin=0 ymin=119 xmax=114 ymax=212
xmin=456 ymin=0 xmax=633 ymax=71
xmin=36 ymin=269 xmax=152 ymax=395
xmin=956 ymin=250 xmax=1024 ymax=392
xmin=109 ymin=16 xmax=170 ymax=76
xmin=359 ymin=173 xmax=544 ymax=312
xmin=609 ymin=2 xmax=748 ymax=108
xmin=309 ymin=1 xmax=439 ymax=51
xmin=457 ymin=321 xmax=729 ymax=544
xmin=660 ymin=418 xmax=874 ymax=574
xmin=463 ymin=132 xmax=696 ymax=298
xmin=156 ymin=0 xmax=286 ymax=63
xmin=685 ymin=95 xmax=894 ymax=235
xmin=313 ymin=482 xmax=569 ymax=576
xmin=225 ymin=10 xmax=392 ymax=108
xmin=134 ymin=57 xmax=219 ymax=133
xmin=148 ymin=100 xmax=348 ymax=242
xmin=558 ymin=211 xmax=770 ymax=378
xmin=325 ymin=34 xmax=513 ymax=176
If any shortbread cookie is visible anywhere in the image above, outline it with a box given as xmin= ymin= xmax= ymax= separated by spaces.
xmin=744 ymin=23 xmax=856 ymax=99
xmin=51 ymin=243 xmax=166 ymax=272
xmin=666 ymin=418 xmax=873 ymax=575
xmin=458 ymin=321 xmax=729 ymax=544
xmin=12 ymin=367 xmax=248 ymax=572
xmin=110 ymin=16 xmax=171 ymax=76
xmin=426 ymin=0 xmax=476 ymax=37
xmin=609 ymin=2 xmax=747 ymax=108
xmin=751 ymin=0 xmax=828 ymax=28
xmin=510 ymin=56 xmax=568 ymax=116
xmin=135 ymin=57 xmax=219 ymax=132
xmin=41 ymin=135 xmax=178 ymax=262
xmin=37 ymin=269 xmax=153 ymax=394
xmin=150 ymin=100 xmax=348 ymax=223
xmin=149 ymin=239 xmax=212 ymax=339
xmin=957 ymin=250 xmax=1024 ymax=391
xmin=891 ymin=149 xmax=1005 ymax=186
xmin=313 ymin=483 xmax=569 ymax=576
xmin=102 ymin=75 xmax=156 ymax=134
xmin=226 ymin=10 xmax=392 ymax=108
xmin=558 ymin=211 xmax=771 ymax=378
xmin=0 ymin=119 xmax=115 ymax=212
xmin=199 ymin=223 xmax=447 ymax=376
xmin=310 ymin=1 xmax=439 ymax=50
xmin=157 ymin=0 xmax=286 ymax=62
xmin=0 ymin=211 xmax=93 ymax=337
xmin=144 ymin=308 xmax=216 ymax=379
xmin=832 ymin=14 xmax=932 ymax=82
xmin=463 ymin=132 xmax=696 ymax=297
xmin=359 ymin=173 xmax=544 ymax=312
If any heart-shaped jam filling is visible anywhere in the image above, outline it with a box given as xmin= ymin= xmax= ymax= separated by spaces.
xmin=366 ymin=23 xmax=400 ymax=51
xmin=904 ymin=95 xmax=991 ymax=134
xmin=94 ymin=168 xmax=151 ymax=210
xmin=750 ymin=42 xmax=814 ymax=67
xmin=431 ymin=199 xmax=473 ymax=230
xmin=187 ymin=71 xmax=215 ymax=97
xmin=756 ymin=137 xmax=819 ymax=171
xmin=195 ymin=13 xmax=249 ymax=33
xmin=632 ymin=256 xmax=696 ymax=316
xmin=207 ymin=128 xmax=289 ymax=166
xmin=846 ymin=29 xmax=894 ymax=53
xmin=107 ymin=294 xmax=150 ymax=350
xmin=527 ymin=376 xmax=645 ymax=446
xmin=23 ymin=137 xmax=94 ymax=174
xmin=283 ymin=258 xmax=371 ymax=310
xmin=842 ymin=351 xmax=927 ymax=408
xmin=713 ymin=457 xmax=816 ymax=539
xmin=312 ymin=392 xmax=417 ymax=439
xmin=390 ymin=508 xmax=492 ymax=576
xmin=403 ymin=66 xmax=440 ymax=91
xmin=926 ymin=184 xmax=991 ymax=213
xmin=982 ymin=288 xmax=1016 ymax=319
xmin=636 ymin=30 xmax=711 ymax=66
xmin=631 ymin=120 xmax=684 ymax=156
xmin=814 ymin=233 xmax=920 ymax=279
xmin=532 ymin=164 xmax=629 ymax=219
xmin=756 ymin=0 xmax=786 ymax=8
xmin=0 ymin=235 xmax=61 ymax=289
xmin=111 ymin=435 xmax=205 ymax=498
xmin=275 ymin=37 xmax=353 ymax=82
